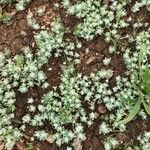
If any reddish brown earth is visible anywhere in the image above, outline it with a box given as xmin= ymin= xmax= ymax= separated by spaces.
xmin=0 ymin=0 xmax=150 ymax=150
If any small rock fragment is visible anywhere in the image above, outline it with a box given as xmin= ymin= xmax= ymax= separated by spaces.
xmin=47 ymin=134 xmax=54 ymax=144
xmin=98 ymin=105 xmax=107 ymax=114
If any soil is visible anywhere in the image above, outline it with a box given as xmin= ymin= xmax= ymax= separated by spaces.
xmin=0 ymin=11 xmax=32 ymax=55
xmin=0 ymin=0 xmax=150 ymax=150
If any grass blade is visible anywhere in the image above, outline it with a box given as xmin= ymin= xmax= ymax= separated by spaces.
xmin=119 ymin=99 xmax=141 ymax=124
xmin=142 ymin=100 xmax=150 ymax=115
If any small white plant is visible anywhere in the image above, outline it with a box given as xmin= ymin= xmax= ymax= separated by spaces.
xmin=137 ymin=131 xmax=150 ymax=150
xmin=99 ymin=122 xmax=112 ymax=135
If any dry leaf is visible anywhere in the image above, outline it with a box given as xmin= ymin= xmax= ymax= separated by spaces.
xmin=0 ymin=143 xmax=5 ymax=150
xmin=28 ymin=9 xmax=33 ymax=17
xmin=85 ymin=56 xmax=100 ymax=65
xmin=16 ymin=140 xmax=25 ymax=150
xmin=47 ymin=135 xmax=54 ymax=144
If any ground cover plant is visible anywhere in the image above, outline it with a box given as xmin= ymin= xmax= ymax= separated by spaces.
xmin=0 ymin=0 xmax=150 ymax=149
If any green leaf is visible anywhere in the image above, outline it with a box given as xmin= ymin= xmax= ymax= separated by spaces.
xmin=142 ymin=100 xmax=150 ymax=115
xmin=142 ymin=66 xmax=150 ymax=83
xmin=139 ymin=45 xmax=144 ymax=72
xmin=138 ymin=44 xmax=147 ymax=77
xmin=119 ymin=99 xmax=141 ymax=124
xmin=138 ymin=66 xmax=150 ymax=95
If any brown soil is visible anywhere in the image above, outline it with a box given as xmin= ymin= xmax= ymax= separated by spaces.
xmin=0 ymin=0 xmax=150 ymax=150
xmin=0 ymin=10 xmax=33 ymax=55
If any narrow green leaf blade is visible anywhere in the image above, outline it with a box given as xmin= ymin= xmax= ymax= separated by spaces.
xmin=142 ymin=100 xmax=150 ymax=115
xmin=120 ymin=100 xmax=141 ymax=124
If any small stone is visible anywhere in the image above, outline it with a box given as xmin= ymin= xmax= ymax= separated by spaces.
xmin=41 ymin=25 xmax=46 ymax=29
xmin=98 ymin=105 xmax=107 ymax=114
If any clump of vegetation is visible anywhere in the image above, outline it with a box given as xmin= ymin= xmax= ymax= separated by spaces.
xmin=63 ymin=0 xmax=128 ymax=42
xmin=26 ymin=65 xmax=113 ymax=146
xmin=137 ymin=131 xmax=150 ymax=149
xmin=0 ymin=0 xmax=31 ymax=11
xmin=0 ymin=13 xmax=12 ymax=24
xmin=120 ymin=31 xmax=150 ymax=124
xmin=104 ymin=137 xmax=119 ymax=150
xmin=0 ymin=18 xmax=81 ymax=149
xmin=0 ymin=0 xmax=150 ymax=149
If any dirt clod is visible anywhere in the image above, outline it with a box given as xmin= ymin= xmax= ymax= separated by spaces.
xmin=115 ymin=133 xmax=126 ymax=144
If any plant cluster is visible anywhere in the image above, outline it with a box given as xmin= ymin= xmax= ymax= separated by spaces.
xmin=63 ymin=0 xmax=129 ymax=42
xmin=25 ymin=65 xmax=113 ymax=146
xmin=104 ymin=137 xmax=119 ymax=150
xmin=0 ymin=0 xmax=31 ymax=11
xmin=34 ymin=18 xmax=80 ymax=64
xmin=0 ymin=13 xmax=12 ymax=24
xmin=120 ymin=30 xmax=150 ymax=123
xmin=137 ymin=131 xmax=150 ymax=150
xmin=0 ymin=0 xmax=150 ymax=149
xmin=98 ymin=30 xmax=150 ymax=135
xmin=131 ymin=0 xmax=150 ymax=13
xmin=0 ymin=18 xmax=81 ymax=149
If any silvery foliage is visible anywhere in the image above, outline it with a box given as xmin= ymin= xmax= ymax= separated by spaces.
xmin=131 ymin=0 xmax=150 ymax=13
xmin=102 ymin=30 xmax=150 ymax=132
xmin=137 ymin=131 xmax=150 ymax=150
xmin=97 ymin=30 xmax=150 ymax=136
xmin=0 ymin=18 xmax=80 ymax=149
xmin=29 ymin=65 xmax=113 ymax=145
xmin=34 ymin=18 xmax=80 ymax=65
xmin=104 ymin=137 xmax=119 ymax=150
xmin=0 ymin=51 xmax=22 ymax=150
xmin=63 ymin=0 xmax=128 ymax=40
xmin=0 ymin=0 xmax=31 ymax=11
